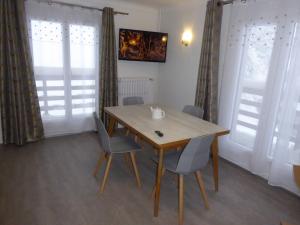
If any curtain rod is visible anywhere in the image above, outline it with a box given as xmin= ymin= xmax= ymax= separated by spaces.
xmin=29 ymin=0 xmax=129 ymax=15
xmin=217 ymin=0 xmax=233 ymax=6
xmin=217 ymin=0 xmax=247 ymax=6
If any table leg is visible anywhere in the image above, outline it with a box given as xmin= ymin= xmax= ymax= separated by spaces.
xmin=211 ymin=136 xmax=219 ymax=192
xmin=293 ymin=165 xmax=300 ymax=188
xmin=107 ymin=117 xmax=116 ymax=137
xmin=154 ymin=148 xmax=164 ymax=217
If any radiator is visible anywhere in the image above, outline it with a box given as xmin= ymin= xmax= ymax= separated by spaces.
xmin=118 ymin=77 xmax=154 ymax=104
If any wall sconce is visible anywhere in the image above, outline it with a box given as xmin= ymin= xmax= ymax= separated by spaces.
xmin=181 ymin=30 xmax=193 ymax=46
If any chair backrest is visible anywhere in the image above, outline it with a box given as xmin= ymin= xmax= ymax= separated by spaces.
xmin=182 ymin=105 xmax=204 ymax=119
xmin=93 ymin=112 xmax=111 ymax=153
xmin=123 ymin=96 xmax=144 ymax=105
xmin=176 ymin=135 xmax=214 ymax=174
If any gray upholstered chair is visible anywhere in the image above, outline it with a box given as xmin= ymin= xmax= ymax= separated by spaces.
xmin=152 ymin=135 xmax=214 ymax=225
xmin=182 ymin=105 xmax=204 ymax=119
xmin=93 ymin=112 xmax=142 ymax=193
xmin=123 ymin=96 xmax=144 ymax=105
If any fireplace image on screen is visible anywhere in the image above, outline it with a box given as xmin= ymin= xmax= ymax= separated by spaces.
xmin=119 ymin=28 xmax=168 ymax=63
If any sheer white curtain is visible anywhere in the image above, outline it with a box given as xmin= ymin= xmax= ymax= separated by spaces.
xmin=25 ymin=1 xmax=100 ymax=137
xmin=219 ymin=0 xmax=300 ymax=195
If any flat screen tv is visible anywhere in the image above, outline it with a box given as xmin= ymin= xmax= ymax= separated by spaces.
xmin=119 ymin=29 xmax=168 ymax=63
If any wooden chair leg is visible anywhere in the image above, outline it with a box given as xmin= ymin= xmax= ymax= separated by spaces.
xmin=93 ymin=152 xmax=106 ymax=177
xmin=99 ymin=154 xmax=113 ymax=193
xmin=151 ymin=167 xmax=166 ymax=199
xmin=195 ymin=171 xmax=209 ymax=209
xmin=178 ymin=174 xmax=184 ymax=225
xmin=129 ymin=152 xmax=142 ymax=188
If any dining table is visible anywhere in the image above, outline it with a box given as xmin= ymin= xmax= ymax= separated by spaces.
xmin=104 ymin=105 xmax=230 ymax=217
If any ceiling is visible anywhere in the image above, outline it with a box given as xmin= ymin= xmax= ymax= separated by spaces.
xmin=110 ymin=0 xmax=185 ymax=8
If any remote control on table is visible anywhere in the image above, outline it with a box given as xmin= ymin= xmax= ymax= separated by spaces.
xmin=155 ymin=130 xmax=164 ymax=137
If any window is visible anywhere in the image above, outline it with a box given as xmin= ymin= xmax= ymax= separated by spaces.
xmin=269 ymin=23 xmax=300 ymax=158
xmin=26 ymin=0 xmax=100 ymax=136
xmin=218 ymin=0 xmax=300 ymax=195
xmin=230 ymin=25 xmax=277 ymax=149
xmin=31 ymin=20 xmax=97 ymax=119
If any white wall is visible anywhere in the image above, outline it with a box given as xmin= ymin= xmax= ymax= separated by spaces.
xmin=157 ymin=0 xmax=207 ymax=110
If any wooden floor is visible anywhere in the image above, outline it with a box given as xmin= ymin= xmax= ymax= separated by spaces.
xmin=0 ymin=132 xmax=299 ymax=225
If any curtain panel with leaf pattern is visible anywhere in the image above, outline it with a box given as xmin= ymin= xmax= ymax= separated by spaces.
xmin=99 ymin=7 xmax=118 ymax=127
xmin=195 ymin=0 xmax=223 ymax=124
xmin=0 ymin=0 xmax=44 ymax=145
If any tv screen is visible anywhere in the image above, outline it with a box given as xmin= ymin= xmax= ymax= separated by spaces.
xmin=119 ymin=29 xmax=168 ymax=63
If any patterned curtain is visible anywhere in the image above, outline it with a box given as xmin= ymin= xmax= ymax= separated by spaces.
xmin=99 ymin=7 xmax=118 ymax=127
xmin=0 ymin=0 xmax=44 ymax=145
xmin=194 ymin=0 xmax=223 ymax=123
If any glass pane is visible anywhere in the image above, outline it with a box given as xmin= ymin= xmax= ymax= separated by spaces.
xmin=239 ymin=104 xmax=260 ymax=114
xmin=39 ymin=101 xmax=45 ymax=107
xmin=31 ymin=21 xmax=97 ymax=119
xmin=48 ymin=110 xmax=65 ymax=116
xmin=71 ymin=89 xmax=94 ymax=96
xmin=243 ymin=25 xmax=277 ymax=84
xmin=71 ymin=80 xmax=95 ymax=86
xmin=70 ymin=24 xmax=96 ymax=70
xmin=72 ymin=99 xmax=94 ymax=105
xmin=47 ymin=90 xmax=64 ymax=96
xmin=71 ymin=79 xmax=96 ymax=116
xmin=36 ymin=81 xmax=43 ymax=87
xmin=72 ymin=108 xmax=93 ymax=115
xmin=269 ymin=24 xmax=300 ymax=158
xmin=37 ymin=91 xmax=44 ymax=97
xmin=47 ymin=80 xmax=64 ymax=87
xmin=230 ymin=25 xmax=277 ymax=149
xmin=31 ymin=20 xmax=63 ymax=68
xmin=48 ymin=100 xmax=65 ymax=106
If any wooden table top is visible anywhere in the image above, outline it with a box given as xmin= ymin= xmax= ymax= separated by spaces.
xmin=105 ymin=105 xmax=229 ymax=149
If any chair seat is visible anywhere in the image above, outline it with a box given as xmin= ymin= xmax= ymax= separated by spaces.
xmin=110 ymin=136 xmax=141 ymax=153
xmin=153 ymin=151 xmax=181 ymax=174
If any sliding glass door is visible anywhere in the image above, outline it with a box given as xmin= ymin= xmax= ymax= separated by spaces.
xmin=219 ymin=0 xmax=300 ymax=195
xmin=230 ymin=24 xmax=277 ymax=150
xmin=26 ymin=1 xmax=100 ymax=136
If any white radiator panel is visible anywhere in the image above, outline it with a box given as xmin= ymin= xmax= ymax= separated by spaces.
xmin=118 ymin=77 xmax=154 ymax=104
